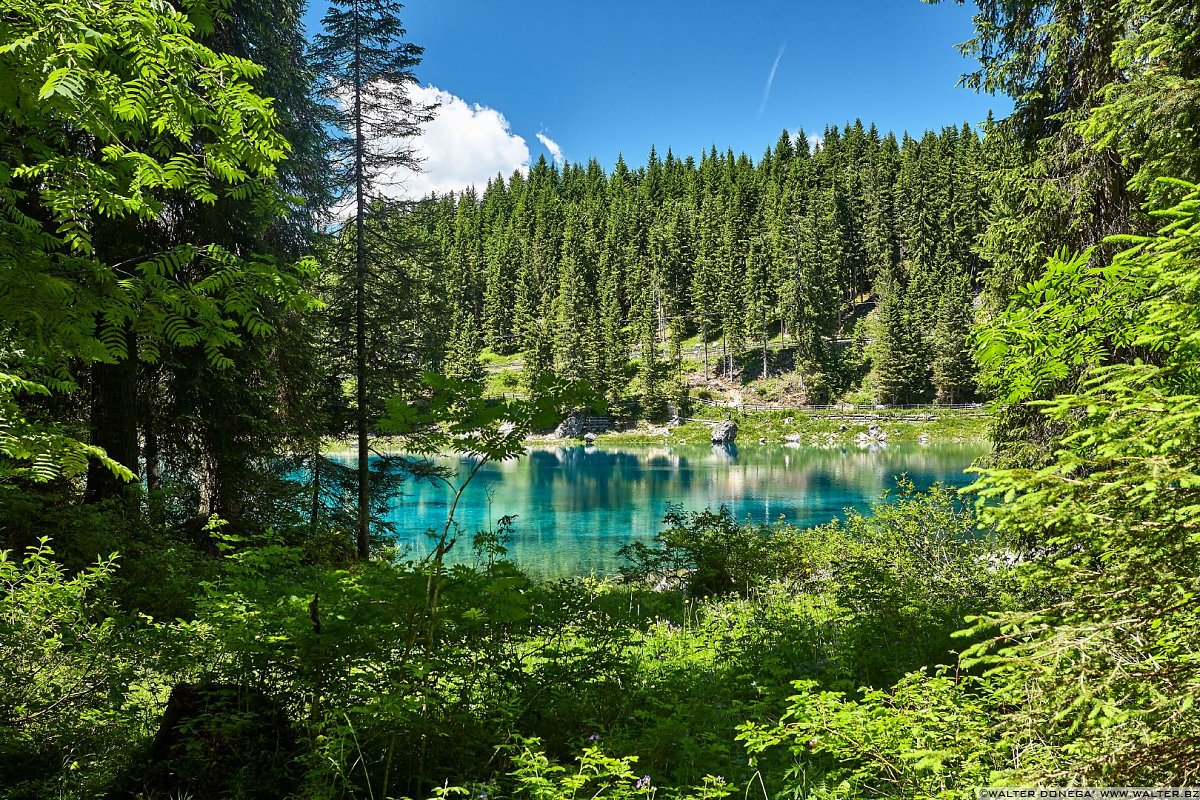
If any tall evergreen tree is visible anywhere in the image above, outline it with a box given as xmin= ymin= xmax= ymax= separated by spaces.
xmin=311 ymin=0 xmax=433 ymax=558
xmin=409 ymin=120 xmax=992 ymax=408
xmin=744 ymin=235 xmax=774 ymax=379
xmin=931 ymin=273 xmax=975 ymax=404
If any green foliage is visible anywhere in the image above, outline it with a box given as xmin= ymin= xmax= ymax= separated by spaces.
xmin=0 ymin=541 xmax=156 ymax=797
xmin=826 ymin=481 xmax=997 ymax=685
xmin=620 ymin=506 xmax=800 ymax=596
xmin=738 ymin=671 xmax=1004 ymax=800
xmin=754 ymin=182 xmax=1200 ymax=793
xmin=410 ymin=122 xmax=984 ymax=410
xmin=931 ymin=273 xmax=976 ymax=404
xmin=466 ymin=738 xmax=732 ymax=800
xmin=382 ymin=372 xmax=596 ymax=463
xmin=15 ymin=0 xmax=1200 ymax=795
xmin=962 ymin=181 xmax=1200 ymax=781
xmin=0 ymin=0 xmax=314 ymax=483
xmin=0 ymin=478 xmax=1003 ymax=799
xmin=937 ymin=0 xmax=1199 ymax=308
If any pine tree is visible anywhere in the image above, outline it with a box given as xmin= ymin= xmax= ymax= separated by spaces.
xmin=690 ymin=195 xmax=723 ymax=377
xmin=522 ymin=316 xmax=554 ymax=401
xmin=550 ymin=208 xmax=594 ymax=383
xmin=595 ymin=199 xmax=629 ymax=405
xmin=443 ymin=309 xmax=484 ymax=383
xmin=311 ymin=0 xmax=434 ymax=558
xmin=481 ymin=221 xmax=520 ymax=353
xmin=931 ymin=273 xmax=976 ymax=404
xmin=398 ymin=118 xmax=993 ymax=416
xmin=744 ymin=235 xmax=774 ymax=379
xmin=869 ymin=271 xmax=922 ymax=405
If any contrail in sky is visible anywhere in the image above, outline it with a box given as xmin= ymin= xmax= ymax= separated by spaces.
xmin=758 ymin=45 xmax=786 ymax=117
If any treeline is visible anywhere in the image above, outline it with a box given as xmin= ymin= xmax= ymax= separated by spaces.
xmin=413 ymin=121 xmax=989 ymax=407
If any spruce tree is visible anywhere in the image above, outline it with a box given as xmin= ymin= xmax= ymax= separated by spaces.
xmin=744 ymin=235 xmax=774 ymax=379
xmin=443 ymin=309 xmax=484 ymax=383
xmin=931 ymin=273 xmax=976 ymax=404
xmin=550 ymin=208 xmax=594 ymax=383
xmin=312 ymin=0 xmax=434 ymax=557
xmin=869 ymin=271 xmax=922 ymax=405
xmin=690 ymin=195 xmax=723 ymax=377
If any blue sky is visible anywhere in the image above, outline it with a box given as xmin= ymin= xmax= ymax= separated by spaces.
xmin=302 ymin=0 xmax=1009 ymax=196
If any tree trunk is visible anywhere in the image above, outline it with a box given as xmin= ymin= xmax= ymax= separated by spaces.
xmin=309 ymin=453 xmax=323 ymax=535
xmin=762 ymin=331 xmax=768 ymax=379
xmin=85 ymin=330 xmax=140 ymax=506
xmin=353 ymin=0 xmax=370 ymax=560
xmin=141 ymin=367 xmax=163 ymax=524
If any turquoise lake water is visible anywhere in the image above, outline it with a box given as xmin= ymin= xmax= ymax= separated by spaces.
xmin=332 ymin=442 xmax=987 ymax=577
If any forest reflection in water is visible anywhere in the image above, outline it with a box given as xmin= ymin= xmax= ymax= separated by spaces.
xmin=330 ymin=442 xmax=988 ymax=576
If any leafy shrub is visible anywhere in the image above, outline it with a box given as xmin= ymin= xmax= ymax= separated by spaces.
xmin=427 ymin=737 xmax=732 ymax=800
xmin=618 ymin=505 xmax=801 ymax=595
xmin=959 ymin=181 xmax=1200 ymax=782
xmin=738 ymin=670 xmax=1006 ymax=800
xmin=733 ymin=182 xmax=1200 ymax=793
xmin=0 ymin=541 xmax=161 ymax=798
xmin=826 ymin=481 xmax=999 ymax=684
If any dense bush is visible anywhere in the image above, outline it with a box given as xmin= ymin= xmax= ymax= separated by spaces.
xmin=737 ymin=184 xmax=1200 ymax=795
xmin=0 ymin=482 xmax=1007 ymax=799
xmin=0 ymin=542 xmax=163 ymax=799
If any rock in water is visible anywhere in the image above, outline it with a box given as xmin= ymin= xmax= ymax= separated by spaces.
xmin=710 ymin=420 xmax=738 ymax=444
xmin=554 ymin=413 xmax=585 ymax=439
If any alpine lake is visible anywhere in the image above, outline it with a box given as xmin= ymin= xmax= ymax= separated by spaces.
xmin=329 ymin=440 xmax=989 ymax=577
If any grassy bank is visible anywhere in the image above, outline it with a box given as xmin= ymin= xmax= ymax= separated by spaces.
xmin=583 ymin=407 xmax=990 ymax=447
xmin=327 ymin=408 xmax=990 ymax=453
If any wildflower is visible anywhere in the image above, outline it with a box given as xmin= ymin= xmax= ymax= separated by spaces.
xmin=587 ymin=733 xmax=600 ymax=741
xmin=636 ymin=775 xmax=651 ymax=790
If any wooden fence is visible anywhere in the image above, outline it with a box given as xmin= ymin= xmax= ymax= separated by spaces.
xmin=487 ymin=393 xmax=986 ymax=416
xmin=691 ymin=397 xmax=985 ymax=413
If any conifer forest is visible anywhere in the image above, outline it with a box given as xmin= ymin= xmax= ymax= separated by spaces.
xmin=2 ymin=0 xmax=1200 ymax=797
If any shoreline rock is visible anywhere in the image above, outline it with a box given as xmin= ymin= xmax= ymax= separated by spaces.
xmin=710 ymin=419 xmax=738 ymax=444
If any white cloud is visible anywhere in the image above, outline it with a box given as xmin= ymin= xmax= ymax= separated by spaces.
xmin=785 ymin=129 xmax=822 ymax=154
xmin=383 ymin=84 xmax=531 ymax=199
xmin=536 ymin=131 xmax=565 ymax=166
